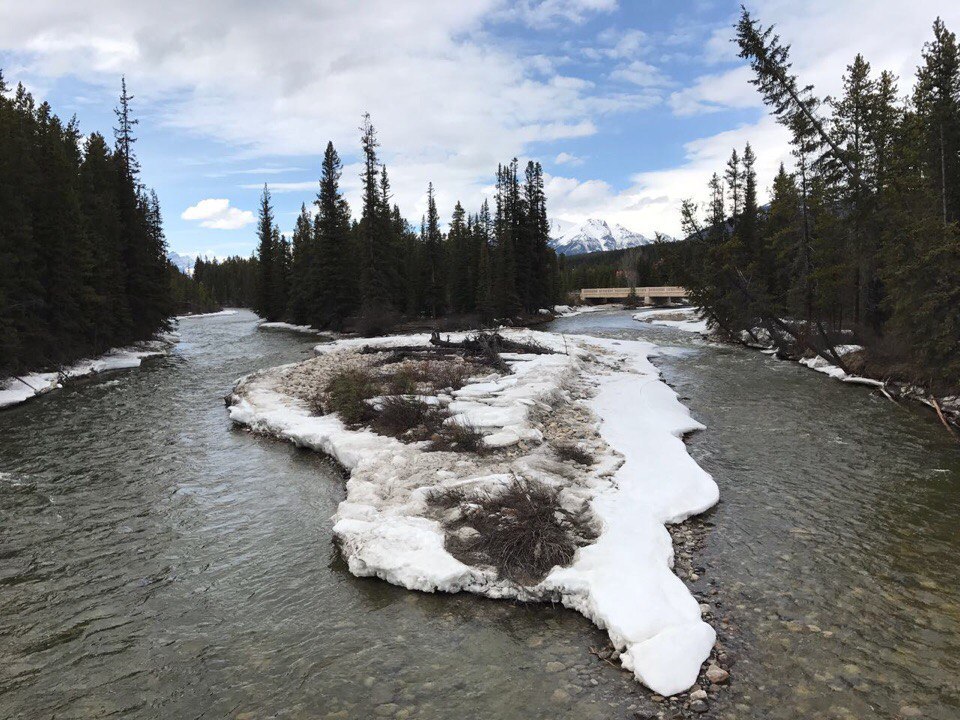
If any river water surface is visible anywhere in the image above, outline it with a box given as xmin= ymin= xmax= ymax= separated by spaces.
xmin=1 ymin=309 xmax=958 ymax=719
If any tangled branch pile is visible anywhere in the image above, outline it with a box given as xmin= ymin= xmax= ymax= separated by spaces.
xmin=431 ymin=477 xmax=597 ymax=584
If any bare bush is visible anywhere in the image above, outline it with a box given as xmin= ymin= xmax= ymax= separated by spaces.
xmin=434 ymin=477 xmax=597 ymax=584
xmin=324 ymin=368 xmax=381 ymax=425
xmin=430 ymin=420 xmax=486 ymax=453
xmin=372 ymin=395 xmax=444 ymax=439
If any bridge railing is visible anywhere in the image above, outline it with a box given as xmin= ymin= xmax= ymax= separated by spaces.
xmin=579 ymin=286 xmax=687 ymax=300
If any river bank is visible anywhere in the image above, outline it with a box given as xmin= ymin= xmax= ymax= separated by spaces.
xmin=0 ymin=334 xmax=177 ymax=410
xmin=633 ymin=307 xmax=960 ymax=435
xmin=227 ymin=327 xmax=722 ymax=698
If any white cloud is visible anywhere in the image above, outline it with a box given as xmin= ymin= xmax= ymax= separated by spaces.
xmin=671 ymin=0 xmax=960 ymax=117
xmin=0 ymin=0 xmax=629 ymax=225
xmin=547 ymin=116 xmax=793 ymax=236
xmin=506 ymin=0 xmax=618 ymax=28
xmin=181 ymin=199 xmax=256 ymax=230
xmin=554 ymin=151 xmax=584 ymax=166
xmin=669 ymin=66 xmax=758 ymax=116
xmin=611 ymin=60 xmax=672 ymax=88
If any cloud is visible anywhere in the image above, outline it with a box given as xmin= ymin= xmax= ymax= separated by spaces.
xmin=610 ymin=60 xmax=672 ymax=88
xmin=181 ymin=199 xmax=256 ymax=230
xmin=554 ymin=151 xmax=584 ymax=166
xmin=671 ymin=0 xmax=959 ymax=117
xmin=669 ymin=66 xmax=758 ymax=116
xmin=0 ymin=0 xmax=635 ymax=227
xmin=505 ymin=0 xmax=618 ymax=28
xmin=206 ymin=166 xmax=306 ymax=178
xmin=546 ymin=116 xmax=793 ymax=236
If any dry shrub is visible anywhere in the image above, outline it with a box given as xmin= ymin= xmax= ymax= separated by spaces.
xmin=324 ymin=368 xmax=381 ymax=425
xmin=420 ymin=360 xmax=473 ymax=391
xmin=429 ymin=420 xmax=486 ymax=453
xmin=436 ymin=477 xmax=597 ymax=584
xmin=385 ymin=367 xmax=419 ymax=395
xmin=372 ymin=395 xmax=444 ymax=439
xmin=554 ymin=442 xmax=594 ymax=466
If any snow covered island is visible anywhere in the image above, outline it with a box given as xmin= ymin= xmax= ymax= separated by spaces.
xmin=227 ymin=329 xmax=719 ymax=696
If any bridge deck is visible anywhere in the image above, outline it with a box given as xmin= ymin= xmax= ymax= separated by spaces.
xmin=579 ymin=286 xmax=687 ymax=304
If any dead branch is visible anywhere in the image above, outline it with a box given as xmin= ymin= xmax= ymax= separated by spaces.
xmin=930 ymin=396 xmax=960 ymax=443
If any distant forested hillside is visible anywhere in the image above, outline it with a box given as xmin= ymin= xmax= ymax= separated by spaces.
xmin=558 ymin=242 xmax=682 ymax=296
xmin=0 ymin=73 xmax=171 ymax=375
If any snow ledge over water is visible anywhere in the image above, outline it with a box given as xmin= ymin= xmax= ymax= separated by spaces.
xmin=227 ymin=329 xmax=718 ymax=696
xmin=0 ymin=334 xmax=176 ymax=410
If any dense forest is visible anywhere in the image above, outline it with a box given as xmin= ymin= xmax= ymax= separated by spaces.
xmin=252 ymin=114 xmax=562 ymax=331
xmin=558 ymin=243 xmax=675 ymax=293
xmin=670 ymin=11 xmax=960 ymax=391
xmin=0 ymin=73 xmax=172 ymax=376
xmin=169 ymin=255 xmax=257 ymax=315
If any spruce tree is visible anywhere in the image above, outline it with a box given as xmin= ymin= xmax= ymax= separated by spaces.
xmin=254 ymin=185 xmax=276 ymax=320
xmin=422 ymin=183 xmax=446 ymax=317
xmin=314 ymin=141 xmax=354 ymax=329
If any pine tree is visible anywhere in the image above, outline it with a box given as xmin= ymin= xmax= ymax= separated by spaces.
xmin=914 ymin=17 xmax=960 ymax=225
xmin=254 ymin=185 xmax=276 ymax=320
xmin=358 ymin=113 xmax=390 ymax=310
xmin=314 ymin=141 xmax=354 ymax=329
xmin=422 ymin=183 xmax=446 ymax=317
xmin=288 ymin=203 xmax=313 ymax=324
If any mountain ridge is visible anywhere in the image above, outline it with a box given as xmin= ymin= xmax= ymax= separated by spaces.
xmin=548 ymin=218 xmax=656 ymax=256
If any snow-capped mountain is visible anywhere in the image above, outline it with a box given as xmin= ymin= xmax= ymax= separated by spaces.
xmin=168 ymin=251 xmax=195 ymax=275
xmin=548 ymin=218 xmax=654 ymax=256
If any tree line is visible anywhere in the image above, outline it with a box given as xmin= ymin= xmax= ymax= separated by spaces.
xmin=670 ymin=11 xmax=960 ymax=391
xmin=0 ymin=73 xmax=171 ymax=376
xmin=253 ymin=114 xmax=562 ymax=331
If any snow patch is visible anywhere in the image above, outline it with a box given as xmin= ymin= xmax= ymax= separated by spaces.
xmin=258 ymin=321 xmax=325 ymax=335
xmin=633 ymin=307 xmax=709 ymax=335
xmin=175 ymin=309 xmax=239 ymax=319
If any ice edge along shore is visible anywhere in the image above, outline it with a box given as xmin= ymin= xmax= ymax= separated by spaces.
xmin=227 ymin=329 xmax=719 ymax=696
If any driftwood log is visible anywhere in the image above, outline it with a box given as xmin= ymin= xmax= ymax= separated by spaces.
xmin=359 ymin=332 xmax=553 ymax=374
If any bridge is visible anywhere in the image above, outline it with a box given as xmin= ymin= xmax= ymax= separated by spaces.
xmin=579 ymin=286 xmax=688 ymax=305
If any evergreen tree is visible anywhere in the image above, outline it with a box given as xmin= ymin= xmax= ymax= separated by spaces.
xmin=422 ymin=183 xmax=446 ymax=317
xmin=314 ymin=141 xmax=355 ymax=329
xmin=358 ymin=113 xmax=391 ymax=310
xmin=254 ymin=185 xmax=277 ymax=320
xmin=288 ymin=204 xmax=312 ymax=324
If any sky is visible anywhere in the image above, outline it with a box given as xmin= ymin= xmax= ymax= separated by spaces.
xmin=1 ymin=0 xmax=958 ymax=258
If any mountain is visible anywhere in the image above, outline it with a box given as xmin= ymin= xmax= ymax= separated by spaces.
xmin=548 ymin=218 xmax=654 ymax=256
xmin=168 ymin=251 xmax=195 ymax=275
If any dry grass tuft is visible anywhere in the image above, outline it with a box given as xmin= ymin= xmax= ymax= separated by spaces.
xmin=372 ymin=395 xmax=445 ymax=439
xmin=553 ymin=442 xmax=594 ymax=466
xmin=429 ymin=420 xmax=487 ymax=453
xmin=433 ymin=477 xmax=597 ymax=584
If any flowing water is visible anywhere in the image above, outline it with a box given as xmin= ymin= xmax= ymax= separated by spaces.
xmin=1 ymin=309 xmax=958 ymax=719
xmin=549 ymin=310 xmax=960 ymax=719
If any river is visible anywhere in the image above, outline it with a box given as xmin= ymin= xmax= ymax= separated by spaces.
xmin=1 ymin=308 xmax=957 ymax=719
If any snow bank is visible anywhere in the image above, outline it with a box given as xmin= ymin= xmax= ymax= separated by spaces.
xmin=258 ymin=321 xmax=326 ymax=335
xmin=797 ymin=344 xmax=888 ymax=387
xmin=175 ymin=309 xmax=239 ymax=319
xmin=0 ymin=339 xmax=173 ymax=410
xmin=633 ymin=307 xmax=709 ymax=335
xmin=228 ymin=330 xmax=718 ymax=696
xmin=553 ymin=304 xmax=615 ymax=317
